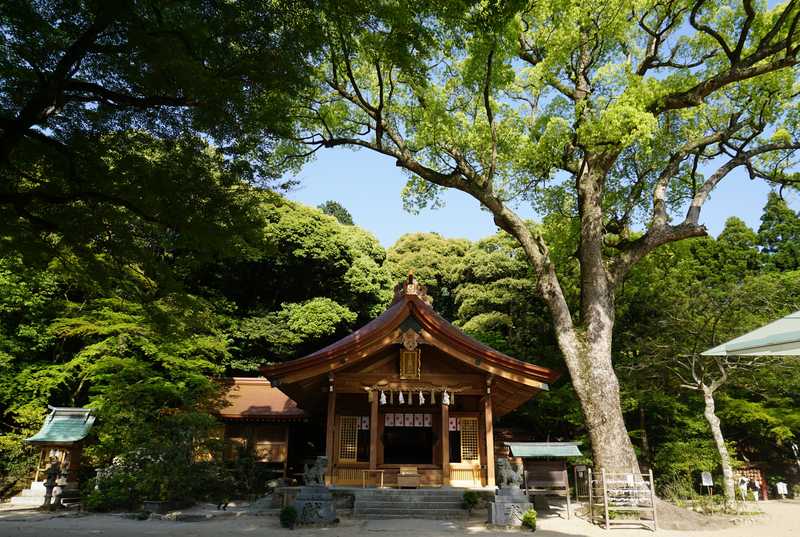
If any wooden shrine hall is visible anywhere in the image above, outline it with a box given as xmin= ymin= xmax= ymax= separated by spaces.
xmin=261 ymin=276 xmax=559 ymax=488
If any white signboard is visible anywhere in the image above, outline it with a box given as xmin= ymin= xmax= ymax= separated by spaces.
xmin=701 ymin=471 xmax=714 ymax=487
xmin=777 ymin=482 xmax=788 ymax=495
xmin=384 ymin=413 xmax=394 ymax=427
xmin=423 ymin=414 xmax=432 ymax=427
xmin=394 ymin=413 xmax=404 ymax=427
xmin=404 ymin=413 xmax=414 ymax=427
xmin=448 ymin=417 xmax=458 ymax=431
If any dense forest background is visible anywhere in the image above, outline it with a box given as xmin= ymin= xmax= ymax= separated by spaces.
xmin=2 ymin=189 xmax=799 ymax=502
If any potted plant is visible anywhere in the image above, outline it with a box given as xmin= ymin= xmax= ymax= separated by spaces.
xmin=521 ymin=508 xmax=537 ymax=531
xmin=280 ymin=505 xmax=299 ymax=529
xmin=462 ymin=491 xmax=480 ymax=514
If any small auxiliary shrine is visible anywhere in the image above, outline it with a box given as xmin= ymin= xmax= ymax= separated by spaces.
xmin=262 ymin=276 xmax=558 ymax=488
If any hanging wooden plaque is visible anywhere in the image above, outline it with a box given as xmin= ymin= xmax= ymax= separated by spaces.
xmin=399 ymin=349 xmax=421 ymax=379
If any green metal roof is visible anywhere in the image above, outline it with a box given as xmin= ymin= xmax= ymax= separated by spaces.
xmin=702 ymin=310 xmax=800 ymax=356
xmin=506 ymin=442 xmax=582 ymax=458
xmin=26 ymin=407 xmax=95 ymax=446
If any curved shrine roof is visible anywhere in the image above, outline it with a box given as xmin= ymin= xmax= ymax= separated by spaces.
xmin=262 ymin=278 xmax=559 ymax=389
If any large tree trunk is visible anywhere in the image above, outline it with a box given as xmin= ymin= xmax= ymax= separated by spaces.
xmin=568 ymin=327 xmax=641 ymax=474
xmin=490 ymin=184 xmax=641 ymax=475
xmin=702 ymin=385 xmax=736 ymax=509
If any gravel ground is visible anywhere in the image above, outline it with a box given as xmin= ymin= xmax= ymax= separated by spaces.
xmin=0 ymin=499 xmax=797 ymax=536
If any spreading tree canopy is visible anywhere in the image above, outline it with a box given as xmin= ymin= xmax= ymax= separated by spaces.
xmin=0 ymin=0 xmax=323 ymax=261
xmin=291 ymin=0 xmax=800 ymax=471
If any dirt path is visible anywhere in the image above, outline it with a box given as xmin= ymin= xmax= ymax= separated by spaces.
xmin=0 ymin=500 xmax=797 ymax=536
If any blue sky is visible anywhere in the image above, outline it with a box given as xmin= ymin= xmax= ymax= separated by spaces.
xmin=288 ymin=147 xmax=798 ymax=247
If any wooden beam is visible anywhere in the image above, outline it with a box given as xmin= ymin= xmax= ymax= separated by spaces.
xmin=325 ymin=378 xmax=336 ymax=486
xmin=370 ymin=390 xmax=379 ymax=470
xmin=483 ymin=393 xmax=495 ymax=488
xmin=441 ymin=402 xmax=450 ymax=486
xmin=419 ymin=330 xmax=549 ymax=389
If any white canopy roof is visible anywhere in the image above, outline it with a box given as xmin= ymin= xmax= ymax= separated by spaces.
xmin=702 ymin=310 xmax=800 ymax=356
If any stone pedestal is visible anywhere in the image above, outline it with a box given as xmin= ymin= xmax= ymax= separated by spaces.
xmin=488 ymin=486 xmax=532 ymax=526
xmin=293 ymin=486 xmax=337 ymax=524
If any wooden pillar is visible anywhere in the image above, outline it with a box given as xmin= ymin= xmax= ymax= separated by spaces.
xmin=369 ymin=391 xmax=379 ymax=470
xmin=441 ymin=402 xmax=450 ymax=486
xmin=483 ymin=394 xmax=495 ymax=487
xmin=283 ymin=425 xmax=290 ymax=478
xmin=325 ymin=377 xmax=336 ymax=485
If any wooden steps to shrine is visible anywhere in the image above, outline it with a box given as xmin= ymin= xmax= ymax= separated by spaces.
xmin=352 ymin=488 xmax=473 ymax=519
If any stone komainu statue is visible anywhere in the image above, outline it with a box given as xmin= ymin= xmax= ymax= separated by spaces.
xmin=496 ymin=458 xmax=524 ymax=488
xmin=303 ymin=456 xmax=328 ymax=486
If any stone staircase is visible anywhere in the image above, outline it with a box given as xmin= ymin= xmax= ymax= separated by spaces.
xmin=352 ymin=488 xmax=473 ymax=519
xmin=8 ymin=481 xmax=80 ymax=507
xmin=8 ymin=481 xmax=47 ymax=507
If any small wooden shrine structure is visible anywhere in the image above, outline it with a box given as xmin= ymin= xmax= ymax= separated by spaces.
xmin=26 ymin=406 xmax=95 ymax=484
xmin=262 ymin=276 xmax=559 ymax=488
xmin=218 ymin=377 xmax=310 ymax=478
xmin=9 ymin=406 xmax=95 ymax=507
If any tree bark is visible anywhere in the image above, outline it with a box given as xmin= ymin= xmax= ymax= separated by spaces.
xmin=489 ymin=191 xmax=641 ymax=475
xmin=702 ymin=385 xmax=736 ymax=509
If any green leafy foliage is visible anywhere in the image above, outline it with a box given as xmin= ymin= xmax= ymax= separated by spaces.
xmin=462 ymin=490 xmax=480 ymax=511
xmin=318 ymin=200 xmax=355 ymax=225
xmin=280 ymin=505 xmax=299 ymax=528
xmin=521 ymin=508 xmax=537 ymax=530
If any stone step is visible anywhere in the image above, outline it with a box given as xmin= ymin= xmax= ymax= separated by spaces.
xmin=19 ymin=488 xmax=49 ymax=498
xmin=354 ymin=491 xmax=466 ymax=498
xmin=356 ymin=500 xmax=462 ymax=509
xmin=9 ymin=496 xmax=44 ymax=506
xmin=353 ymin=507 xmax=468 ymax=519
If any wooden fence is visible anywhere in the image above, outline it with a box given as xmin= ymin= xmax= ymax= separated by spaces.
xmin=587 ymin=469 xmax=657 ymax=531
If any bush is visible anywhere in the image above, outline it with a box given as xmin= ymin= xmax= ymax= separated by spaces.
xmin=793 ymin=484 xmax=800 ymax=498
xmin=280 ymin=505 xmax=298 ymax=528
xmin=462 ymin=490 xmax=480 ymax=512
xmin=521 ymin=508 xmax=537 ymax=531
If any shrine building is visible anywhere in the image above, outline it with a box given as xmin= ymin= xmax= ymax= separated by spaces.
xmin=225 ymin=276 xmax=558 ymax=488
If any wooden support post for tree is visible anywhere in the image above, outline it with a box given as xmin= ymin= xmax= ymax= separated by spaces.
xmin=565 ymin=465 xmax=571 ymax=519
xmin=602 ymin=469 xmax=610 ymax=530
xmin=650 ymin=468 xmax=658 ymax=531
xmin=588 ymin=468 xmax=594 ymax=524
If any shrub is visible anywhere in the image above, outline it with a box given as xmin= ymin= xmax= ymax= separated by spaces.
xmin=521 ymin=508 xmax=537 ymax=531
xmin=280 ymin=505 xmax=298 ymax=528
xmin=462 ymin=490 xmax=480 ymax=512
xmin=793 ymin=484 xmax=800 ymax=498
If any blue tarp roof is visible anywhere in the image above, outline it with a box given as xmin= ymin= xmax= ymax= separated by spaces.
xmin=26 ymin=407 xmax=95 ymax=445
xmin=506 ymin=442 xmax=582 ymax=458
